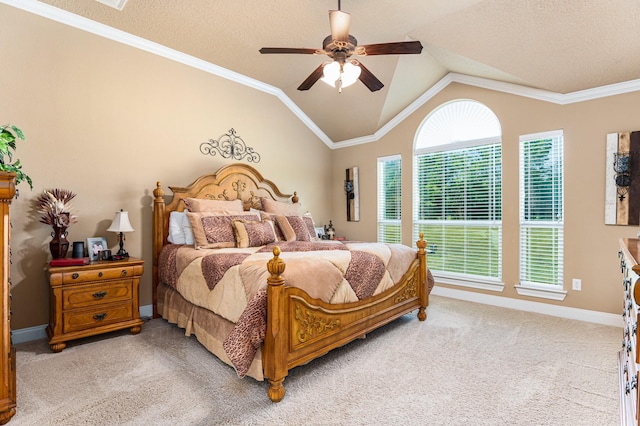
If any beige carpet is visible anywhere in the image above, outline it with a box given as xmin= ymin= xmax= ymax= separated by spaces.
xmin=10 ymin=296 xmax=620 ymax=425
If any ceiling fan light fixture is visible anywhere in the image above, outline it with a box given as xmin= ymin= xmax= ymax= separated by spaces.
xmin=321 ymin=61 xmax=361 ymax=91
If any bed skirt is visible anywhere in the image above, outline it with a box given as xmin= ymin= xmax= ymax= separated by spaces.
xmin=157 ymin=282 xmax=265 ymax=380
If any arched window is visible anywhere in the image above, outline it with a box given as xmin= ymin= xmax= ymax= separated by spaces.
xmin=413 ymin=100 xmax=503 ymax=287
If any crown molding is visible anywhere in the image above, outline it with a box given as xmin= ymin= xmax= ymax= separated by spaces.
xmin=5 ymin=0 xmax=640 ymax=150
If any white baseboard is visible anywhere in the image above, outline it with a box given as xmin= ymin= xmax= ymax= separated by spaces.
xmin=11 ymin=304 xmax=154 ymax=345
xmin=431 ymin=286 xmax=623 ymax=328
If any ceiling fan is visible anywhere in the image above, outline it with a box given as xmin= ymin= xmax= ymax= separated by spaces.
xmin=259 ymin=1 xmax=423 ymax=92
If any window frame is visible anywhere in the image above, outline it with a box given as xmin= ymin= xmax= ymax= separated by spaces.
xmin=377 ymin=154 xmax=402 ymax=244
xmin=515 ymin=129 xmax=566 ymax=301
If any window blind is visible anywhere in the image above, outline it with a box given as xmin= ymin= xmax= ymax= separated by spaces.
xmin=519 ymin=130 xmax=564 ymax=287
xmin=413 ymin=144 xmax=502 ymax=279
xmin=377 ymin=155 xmax=402 ymax=243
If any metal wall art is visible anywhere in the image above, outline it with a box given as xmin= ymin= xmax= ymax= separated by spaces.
xmin=345 ymin=166 xmax=359 ymax=221
xmin=200 ymin=128 xmax=261 ymax=163
xmin=605 ymin=131 xmax=640 ymax=225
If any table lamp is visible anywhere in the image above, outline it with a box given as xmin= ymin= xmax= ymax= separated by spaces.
xmin=106 ymin=209 xmax=134 ymax=257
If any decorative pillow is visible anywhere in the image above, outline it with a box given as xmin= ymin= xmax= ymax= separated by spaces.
xmin=261 ymin=197 xmax=302 ymax=216
xmin=187 ymin=211 xmax=260 ymax=249
xmin=183 ymin=198 xmax=243 ymax=213
xmin=285 ymin=215 xmax=312 ymax=242
xmin=302 ymin=212 xmax=319 ymax=241
xmin=260 ymin=212 xmax=285 ymax=241
xmin=232 ymin=219 xmax=277 ymax=248
xmin=274 ymin=215 xmax=296 ymax=241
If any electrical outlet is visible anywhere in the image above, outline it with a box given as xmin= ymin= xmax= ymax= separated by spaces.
xmin=572 ymin=278 xmax=582 ymax=291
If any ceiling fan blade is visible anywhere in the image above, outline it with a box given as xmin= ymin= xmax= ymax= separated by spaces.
xmin=259 ymin=47 xmax=318 ymax=55
xmin=359 ymin=41 xmax=423 ymax=56
xmin=329 ymin=10 xmax=351 ymax=42
xmin=357 ymin=62 xmax=384 ymax=92
xmin=297 ymin=64 xmax=325 ymax=91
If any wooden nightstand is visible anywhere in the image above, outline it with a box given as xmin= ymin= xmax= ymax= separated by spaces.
xmin=46 ymin=257 xmax=144 ymax=353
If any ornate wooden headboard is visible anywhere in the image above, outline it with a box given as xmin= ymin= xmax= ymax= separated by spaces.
xmin=151 ymin=163 xmax=298 ymax=315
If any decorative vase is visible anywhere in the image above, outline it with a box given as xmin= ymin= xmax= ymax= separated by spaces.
xmin=50 ymin=226 xmax=69 ymax=259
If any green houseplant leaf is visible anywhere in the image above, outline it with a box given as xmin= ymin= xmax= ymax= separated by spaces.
xmin=0 ymin=124 xmax=32 ymax=189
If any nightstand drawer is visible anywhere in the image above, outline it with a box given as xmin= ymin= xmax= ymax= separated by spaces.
xmin=61 ymin=266 xmax=134 ymax=284
xmin=63 ymin=302 xmax=133 ymax=333
xmin=63 ymin=281 xmax=132 ymax=310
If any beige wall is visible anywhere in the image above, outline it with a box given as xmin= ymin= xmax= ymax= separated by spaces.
xmin=0 ymin=6 xmax=332 ymax=329
xmin=331 ymin=83 xmax=640 ymax=315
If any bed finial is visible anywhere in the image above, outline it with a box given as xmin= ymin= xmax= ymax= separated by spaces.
xmin=267 ymin=246 xmax=286 ymax=278
xmin=291 ymin=192 xmax=298 ymax=203
xmin=416 ymin=232 xmax=427 ymax=253
xmin=153 ymin=181 xmax=165 ymax=200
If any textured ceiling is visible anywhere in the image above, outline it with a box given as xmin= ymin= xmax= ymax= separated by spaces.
xmin=34 ymin=0 xmax=640 ymax=143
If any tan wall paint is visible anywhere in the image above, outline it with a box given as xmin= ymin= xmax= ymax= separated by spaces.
xmin=331 ymin=83 xmax=640 ymax=315
xmin=0 ymin=6 xmax=331 ymax=329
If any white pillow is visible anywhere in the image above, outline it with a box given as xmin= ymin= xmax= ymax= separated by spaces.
xmin=167 ymin=211 xmax=195 ymax=245
xmin=167 ymin=211 xmax=186 ymax=244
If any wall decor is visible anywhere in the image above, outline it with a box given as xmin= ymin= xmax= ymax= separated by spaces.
xmin=345 ymin=166 xmax=359 ymax=221
xmin=605 ymin=131 xmax=640 ymax=225
xmin=200 ymin=128 xmax=261 ymax=163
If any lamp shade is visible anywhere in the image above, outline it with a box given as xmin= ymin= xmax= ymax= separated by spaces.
xmin=106 ymin=209 xmax=134 ymax=233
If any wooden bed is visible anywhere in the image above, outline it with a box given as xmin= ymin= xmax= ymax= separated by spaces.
xmin=152 ymin=163 xmax=430 ymax=402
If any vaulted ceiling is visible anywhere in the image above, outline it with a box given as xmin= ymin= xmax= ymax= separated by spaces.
xmin=31 ymin=0 xmax=640 ymax=144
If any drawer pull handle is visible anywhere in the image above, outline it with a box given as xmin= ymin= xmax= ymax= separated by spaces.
xmin=92 ymin=291 xmax=107 ymax=300
xmin=93 ymin=313 xmax=107 ymax=321
xmin=121 ymin=270 xmax=127 ymax=277
xmin=98 ymin=272 xmax=103 ymax=277
xmin=72 ymin=273 xmax=79 ymax=279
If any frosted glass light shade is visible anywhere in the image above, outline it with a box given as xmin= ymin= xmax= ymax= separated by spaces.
xmin=321 ymin=61 xmax=361 ymax=89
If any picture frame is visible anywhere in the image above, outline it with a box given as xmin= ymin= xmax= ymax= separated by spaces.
xmin=315 ymin=227 xmax=326 ymax=239
xmin=86 ymin=237 xmax=108 ymax=261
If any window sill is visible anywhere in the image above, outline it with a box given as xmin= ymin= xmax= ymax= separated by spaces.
xmin=514 ymin=284 xmax=567 ymax=301
xmin=433 ymin=273 xmax=505 ymax=292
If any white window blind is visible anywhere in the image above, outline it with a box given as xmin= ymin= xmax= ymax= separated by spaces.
xmin=413 ymin=144 xmax=502 ymax=279
xmin=377 ymin=155 xmax=402 ymax=243
xmin=519 ymin=130 xmax=564 ymax=287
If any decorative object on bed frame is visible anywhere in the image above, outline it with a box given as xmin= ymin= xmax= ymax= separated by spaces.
xmin=86 ymin=237 xmax=108 ymax=261
xmin=199 ymin=128 xmax=261 ymax=163
xmin=605 ymin=131 xmax=640 ymax=225
xmin=106 ymin=209 xmax=134 ymax=257
xmin=152 ymin=163 xmax=430 ymax=403
xmin=37 ymin=188 xmax=78 ymax=259
xmin=345 ymin=166 xmax=359 ymax=221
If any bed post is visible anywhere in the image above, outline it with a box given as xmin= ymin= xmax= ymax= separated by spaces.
xmin=417 ymin=232 xmax=428 ymax=321
xmin=152 ymin=181 xmax=166 ymax=319
xmin=263 ymin=246 xmax=288 ymax=403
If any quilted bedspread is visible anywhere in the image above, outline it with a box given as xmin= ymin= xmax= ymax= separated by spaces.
xmin=158 ymin=240 xmax=420 ymax=376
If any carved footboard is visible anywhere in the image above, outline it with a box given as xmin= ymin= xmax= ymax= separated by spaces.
xmin=263 ymin=234 xmax=429 ymax=402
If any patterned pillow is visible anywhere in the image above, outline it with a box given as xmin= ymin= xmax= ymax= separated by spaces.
xmin=285 ymin=215 xmax=312 ymax=241
xmin=232 ymin=219 xmax=277 ymax=248
xmin=186 ymin=211 xmax=260 ymax=249
xmin=183 ymin=198 xmax=244 ymax=212
xmin=302 ymin=213 xmax=319 ymax=241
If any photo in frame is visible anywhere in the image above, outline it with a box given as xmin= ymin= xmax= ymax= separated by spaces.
xmin=86 ymin=237 xmax=108 ymax=261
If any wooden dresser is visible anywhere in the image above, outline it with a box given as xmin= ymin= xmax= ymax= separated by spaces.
xmin=619 ymin=238 xmax=640 ymax=425
xmin=46 ymin=257 xmax=144 ymax=353
xmin=0 ymin=173 xmax=16 ymax=425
